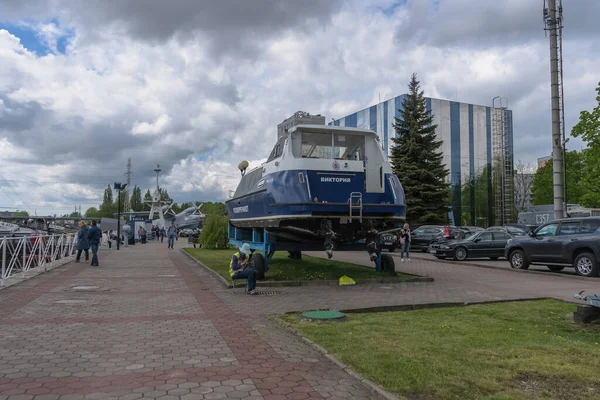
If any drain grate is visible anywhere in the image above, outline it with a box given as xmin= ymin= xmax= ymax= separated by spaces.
xmin=255 ymin=291 xmax=280 ymax=295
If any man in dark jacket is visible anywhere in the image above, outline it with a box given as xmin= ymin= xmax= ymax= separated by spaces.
xmin=87 ymin=220 xmax=102 ymax=266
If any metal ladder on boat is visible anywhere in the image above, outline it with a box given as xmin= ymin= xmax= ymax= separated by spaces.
xmin=349 ymin=192 xmax=363 ymax=222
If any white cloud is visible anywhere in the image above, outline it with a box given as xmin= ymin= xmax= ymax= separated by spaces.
xmin=0 ymin=0 xmax=599 ymax=215
xmin=131 ymin=114 xmax=172 ymax=136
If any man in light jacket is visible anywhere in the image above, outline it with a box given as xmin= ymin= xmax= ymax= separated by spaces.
xmin=75 ymin=221 xmax=89 ymax=263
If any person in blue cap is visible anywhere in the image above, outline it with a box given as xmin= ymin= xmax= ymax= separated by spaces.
xmin=228 ymin=243 xmax=258 ymax=294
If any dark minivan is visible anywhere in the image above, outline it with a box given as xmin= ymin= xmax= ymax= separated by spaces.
xmin=505 ymin=217 xmax=600 ymax=277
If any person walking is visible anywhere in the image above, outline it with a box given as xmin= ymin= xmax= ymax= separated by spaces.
xmin=400 ymin=223 xmax=411 ymax=262
xmin=159 ymin=226 xmax=165 ymax=243
xmin=229 ymin=243 xmax=258 ymax=294
xmin=75 ymin=221 xmax=90 ymax=263
xmin=167 ymin=224 xmax=177 ymax=249
xmin=87 ymin=220 xmax=102 ymax=266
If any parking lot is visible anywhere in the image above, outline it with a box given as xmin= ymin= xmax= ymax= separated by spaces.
xmin=403 ymin=250 xmax=595 ymax=279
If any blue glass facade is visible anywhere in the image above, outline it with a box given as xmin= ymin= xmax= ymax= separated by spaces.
xmin=329 ymin=94 xmax=514 ymax=227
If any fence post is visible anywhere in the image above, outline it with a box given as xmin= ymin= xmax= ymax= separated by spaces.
xmin=1 ymin=238 xmax=6 ymax=287
xmin=22 ymin=236 xmax=27 ymax=279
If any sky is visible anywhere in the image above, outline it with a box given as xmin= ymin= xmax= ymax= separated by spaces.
xmin=0 ymin=0 xmax=599 ymax=216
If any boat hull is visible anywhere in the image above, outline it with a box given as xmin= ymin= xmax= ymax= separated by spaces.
xmin=226 ymin=169 xmax=406 ymax=231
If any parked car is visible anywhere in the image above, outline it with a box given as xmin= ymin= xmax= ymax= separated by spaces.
xmin=459 ymin=226 xmax=485 ymax=232
xmin=505 ymin=217 xmax=600 ymax=277
xmin=487 ymin=226 xmax=528 ymax=237
xmin=504 ymin=223 xmax=538 ymax=234
xmin=381 ymin=232 xmax=400 ymax=252
xmin=411 ymin=225 xmax=465 ymax=251
xmin=429 ymin=230 xmax=512 ymax=261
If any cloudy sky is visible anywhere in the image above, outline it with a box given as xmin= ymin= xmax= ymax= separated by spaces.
xmin=0 ymin=0 xmax=599 ymax=216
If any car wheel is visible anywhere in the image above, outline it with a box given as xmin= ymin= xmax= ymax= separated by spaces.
xmin=547 ymin=265 xmax=564 ymax=272
xmin=509 ymin=250 xmax=529 ymax=270
xmin=453 ymin=247 xmax=467 ymax=261
xmin=573 ymin=253 xmax=600 ymax=277
xmin=489 ymin=257 xmax=499 ymax=260
xmin=388 ymin=246 xmax=395 ymax=253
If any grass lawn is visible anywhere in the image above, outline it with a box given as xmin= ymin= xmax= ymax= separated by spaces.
xmin=183 ymin=248 xmax=414 ymax=282
xmin=283 ymin=299 xmax=600 ymax=400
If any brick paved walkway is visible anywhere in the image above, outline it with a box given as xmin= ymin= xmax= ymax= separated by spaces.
xmin=0 ymin=242 xmax=382 ymax=400
xmin=2 ymin=241 xmax=598 ymax=400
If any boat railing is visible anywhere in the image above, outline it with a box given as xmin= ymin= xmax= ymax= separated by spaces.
xmin=0 ymin=233 xmax=77 ymax=287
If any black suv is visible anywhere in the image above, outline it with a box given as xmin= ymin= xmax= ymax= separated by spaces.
xmin=505 ymin=217 xmax=600 ymax=277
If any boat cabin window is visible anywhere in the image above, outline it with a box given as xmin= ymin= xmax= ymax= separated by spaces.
xmin=233 ymin=168 xmax=263 ymax=198
xmin=333 ymin=134 xmax=364 ymax=160
xmin=267 ymin=137 xmax=286 ymax=163
xmin=301 ymin=132 xmax=332 ymax=159
xmin=299 ymin=132 xmax=364 ymax=160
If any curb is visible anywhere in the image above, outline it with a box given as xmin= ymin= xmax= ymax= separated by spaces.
xmin=181 ymin=249 xmax=434 ymax=288
xmin=272 ymin=316 xmax=400 ymax=400
xmin=407 ymin=253 xmax=597 ymax=281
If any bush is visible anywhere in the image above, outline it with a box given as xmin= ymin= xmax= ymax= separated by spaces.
xmin=198 ymin=214 xmax=229 ymax=249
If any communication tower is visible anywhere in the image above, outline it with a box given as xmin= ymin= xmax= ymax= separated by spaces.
xmin=543 ymin=0 xmax=565 ymax=219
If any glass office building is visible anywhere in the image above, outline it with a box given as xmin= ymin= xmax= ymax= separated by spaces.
xmin=329 ymin=95 xmax=514 ymax=227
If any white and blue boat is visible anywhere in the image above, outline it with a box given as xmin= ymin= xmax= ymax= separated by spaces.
xmin=226 ymin=124 xmax=406 ymax=267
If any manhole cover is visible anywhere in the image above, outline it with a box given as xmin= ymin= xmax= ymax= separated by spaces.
xmin=72 ymin=286 xmax=99 ymax=290
xmin=301 ymin=310 xmax=346 ymax=322
xmin=55 ymin=300 xmax=88 ymax=304
xmin=68 ymin=286 xmax=110 ymax=292
xmin=158 ymin=275 xmax=176 ymax=277
xmin=255 ymin=291 xmax=280 ymax=295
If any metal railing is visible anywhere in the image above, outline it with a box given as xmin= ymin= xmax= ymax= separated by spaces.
xmin=1 ymin=233 xmax=77 ymax=286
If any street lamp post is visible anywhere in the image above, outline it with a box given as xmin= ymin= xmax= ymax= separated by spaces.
xmin=114 ymin=182 xmax=128 ymax=250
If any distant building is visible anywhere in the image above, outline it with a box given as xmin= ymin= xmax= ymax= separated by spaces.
xmin=277 ymin=111 xmax=325 ymax=140
xmin=537 ymin=155 xmax=551 ymax=168
xmin=329 ymin=95 xmax=515 ymax=226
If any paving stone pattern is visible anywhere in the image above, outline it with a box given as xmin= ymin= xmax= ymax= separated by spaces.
xmin=0 ymin=242 xmax=383 ymax=399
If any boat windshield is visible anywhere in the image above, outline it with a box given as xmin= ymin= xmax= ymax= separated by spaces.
xmin=300 ymin=132 xmax=365 ymax=160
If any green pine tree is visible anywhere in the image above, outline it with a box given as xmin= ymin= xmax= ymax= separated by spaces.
xmin=390 ymin=73 xmax=450 ymax=225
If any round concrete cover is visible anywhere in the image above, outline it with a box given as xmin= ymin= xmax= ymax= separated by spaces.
xmin=301 ymin=310 xmax=346 ymax=320
xmin=55 ymin=300 xmax=88 ymax=304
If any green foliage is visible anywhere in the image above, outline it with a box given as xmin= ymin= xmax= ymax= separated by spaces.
xmin=130 ymin=185 xmax=143 ymax=211
xmin=103 ymin=184 xmax=113 ymax=204
xmin=84 ymin=207 xmax=101 ymax=218
xmin=11 ymin=210 xmax=29 ymax=217
xmin=572 ymin=81 xmax=600 ymax=207
xmin=198 ymin=214 xmax=229 ymax=249
xmin=390 ymin=73 xmax=450 ymax=225
xmin=531 ymin=150 xmax=587 ymax=206
xmin=201 ymin=202 xmax=227 ymax=216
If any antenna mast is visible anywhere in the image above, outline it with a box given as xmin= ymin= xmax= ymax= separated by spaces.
xmin=543 ymin=0 xmax=565 ymax=219
xmin=125 ymin=158 xmax=133 ymax=198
